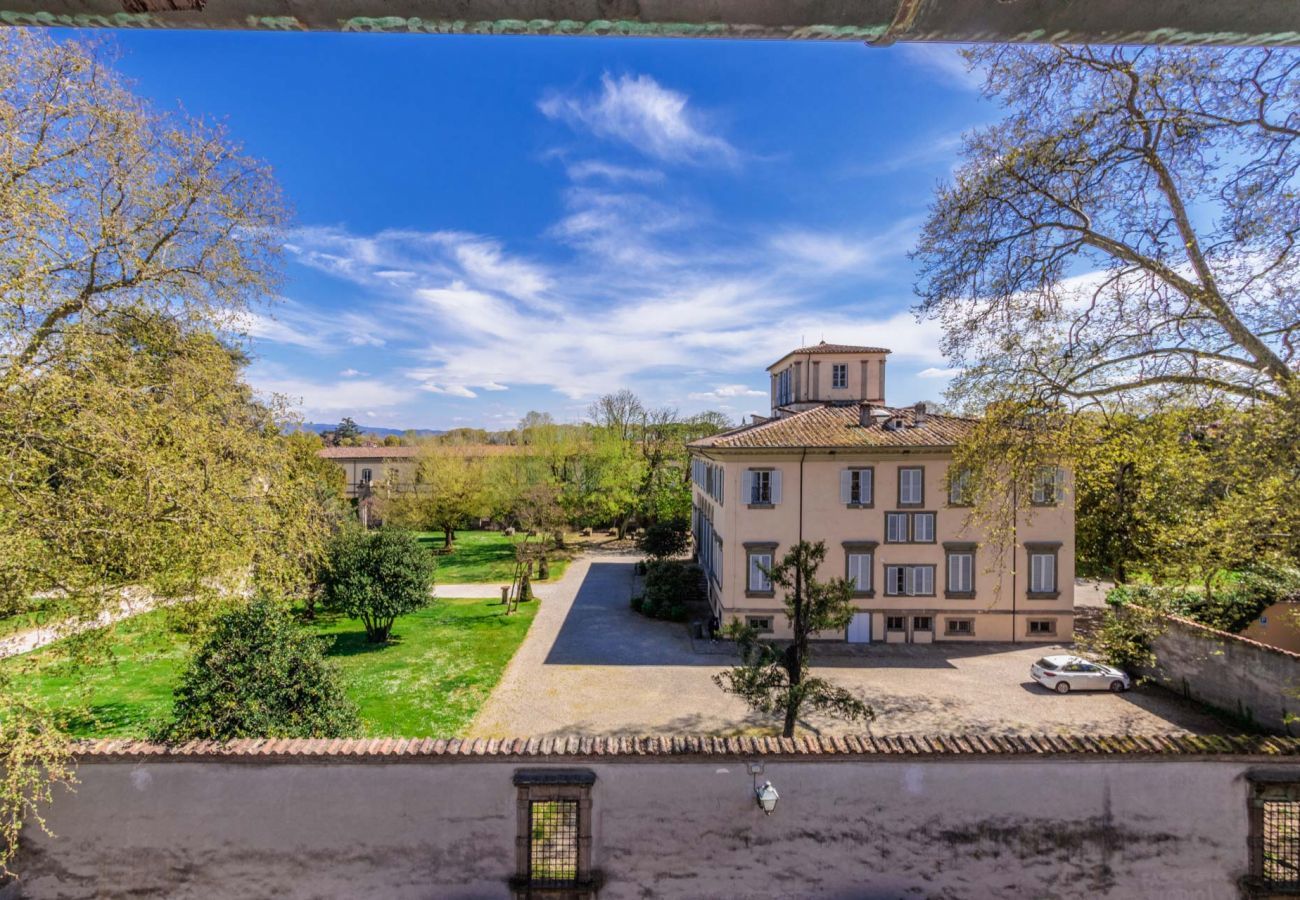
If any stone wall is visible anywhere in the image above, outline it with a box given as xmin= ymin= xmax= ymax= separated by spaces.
xmin=6 ymin=736 xmax=1299 ymax=899
xmin=1146 ymin=614 xmax=1300 ymax=735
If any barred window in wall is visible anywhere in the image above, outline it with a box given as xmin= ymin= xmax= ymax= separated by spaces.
xmin=832 ymin=363 xmax=847 ymax=389
xmin=1251 ymin=780 xmax=1300 ymax=892
xmin=748 ymin=551 xmax=773 ymax=592
xmin=1032 ymin=466 xmax=1063 ymax=505
xmin=840 ymin=468 xmax=873 ymax=506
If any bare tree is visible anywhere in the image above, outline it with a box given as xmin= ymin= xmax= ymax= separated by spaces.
xmin=914 ymin=46 xmax=1299 ymax=410
xmin=586 ymin=389 xmax=645 ymax=443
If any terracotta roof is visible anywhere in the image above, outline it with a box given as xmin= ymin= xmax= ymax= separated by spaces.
xmin=72 ymin=733 xmax=1300 ymax=761
xmin=689 ymin=404 xmax=976 ymax=451
xmin=317 ymin=444 xmax=518 ymax=460
xmin=768 ymin=341 xmax=892 ymax=369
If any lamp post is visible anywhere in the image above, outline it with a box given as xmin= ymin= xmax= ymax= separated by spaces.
xmin=755 ymin=780 xmax=779 ymax=815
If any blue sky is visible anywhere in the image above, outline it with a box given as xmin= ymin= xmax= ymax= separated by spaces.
xmin=102 ymin=31 xmax=993 ymax=430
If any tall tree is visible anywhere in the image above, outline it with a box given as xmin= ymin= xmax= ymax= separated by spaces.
xmin=384 ymin=448 xmax=491 ymax=549
xmin=915 ymin=46 xmax=1298 ymax=410
xmin=916 ymin=46 xmax=1300 ymax=572
xmin=714 ymin=541 xmax=873 ymax=738
xmin=587 ymin=389 xmax=645 ymax=443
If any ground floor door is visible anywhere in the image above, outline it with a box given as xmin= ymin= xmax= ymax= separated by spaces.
xmin=847 ymin=612 xmax=871 ymax=643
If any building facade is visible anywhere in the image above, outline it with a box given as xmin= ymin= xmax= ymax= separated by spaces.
xmin=689 ymin=342 xmax=1074 ymax=643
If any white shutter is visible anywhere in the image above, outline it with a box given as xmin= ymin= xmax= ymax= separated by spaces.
xmin=840 ymin=469 xmax=852 ymax=504
xmin=862 ymin=468 xmax=873 ymax=504
xmin=742 ymin=469 xmax=754 ymax=504
xmin=1044 ymin=554 xmax=1055 ymax=591
xmin=719 ymin=470 xmax=723 ymax=505
xmin=770 ymin=469 xmax=783 ymax=505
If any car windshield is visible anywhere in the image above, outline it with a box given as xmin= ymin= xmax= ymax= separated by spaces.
xmin=1035 ymin=658 xmax=1059 ymax=670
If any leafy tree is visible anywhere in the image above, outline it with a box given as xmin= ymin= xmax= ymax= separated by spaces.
xmin=156 ymin=598 xmax=358 ymax=741
xmin=587 ymin=389 xmax=644 ymax=442
xmin=638 ymin=519 xmax=691 ymax=560
xmin=916 ymin=46 xmax=1300 ymax=574
xmin=714 ymin=541 xmax=873 ymax=737
xmin=323 ymin=528 xmax=435 ymax=643
xmin=396 ymin=449 xmax=494 ymax=549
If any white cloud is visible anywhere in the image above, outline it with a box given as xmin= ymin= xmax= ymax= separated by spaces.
xmin=420 ymin=383 xmax=478 ymax=399
xmin=539 ymin=73 xmax=738 ymax=165
xmin=339 ymin=368 xmax=368 ymax=377
xmin=248 ymin=365 xmax=414 ymax=418
xmin=565 ymin=160 xmax=665 ymax=184
xmin=688 ymin=384 xmax=767 ymax=401
xmin=898 ymin=44 xmax=984 ymax=92
xmin=917 ymin=366 xmax=963 ymax=379
xmin=770 ymin=231 xmax=872 ymax=272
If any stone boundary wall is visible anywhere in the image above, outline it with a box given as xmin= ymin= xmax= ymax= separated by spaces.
xmin=9 ymin=739 xmax=1300 ymax=899
xmin=1145 ymin=613 xmax=1300 ymax=735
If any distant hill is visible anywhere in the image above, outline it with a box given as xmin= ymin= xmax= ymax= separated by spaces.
xmin=294 ymin=423 xmax=445 ymax=438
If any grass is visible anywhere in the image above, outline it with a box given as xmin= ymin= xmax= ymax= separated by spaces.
xmin=4 ymin=597 xmax=537 ymax=738
xmin=415 ymin=529 xmax=570 ymax=584
xmin=0 ymin=596 xmax=81 ymax=639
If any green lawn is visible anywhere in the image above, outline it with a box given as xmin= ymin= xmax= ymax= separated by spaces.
xmin=4 ymin=597 xmax=537 ymax=738
xmin=415 ymin=529 xmax=570 ymax=584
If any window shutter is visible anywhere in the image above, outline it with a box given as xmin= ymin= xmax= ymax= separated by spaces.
xmin=770 ymin=470 xmax=783 ymax=505
xmin=840 ymin=469 xmax=852 ymax=504
xmin=862 ymin=468 xmax=873 ymax=504
xmin=742 ymin=469 xmax=753 ymax=503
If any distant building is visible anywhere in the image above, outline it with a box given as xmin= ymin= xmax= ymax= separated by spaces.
xmin=688 ymin=341 xmax=1074 ymax=644
xmin=317 ymin=445 xmax=424 ymax=500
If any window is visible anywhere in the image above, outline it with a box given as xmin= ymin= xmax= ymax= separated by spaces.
xmin=513 ymin=770 xmax=593 ymax=890
xmin=1032 ymin=466 xmax=1062 ymax=505
xmin=1027 ymin=619 xmax=1056 ymax=636
xmin=912 ymin=513 xmax=935 ymax=542
xmin=885 ymin=512 xmax=909 ymax=543
xmin=945 ymin=545 xmax=976 ymax=597
xmin=776 ymin=367 xmax=793 ymax=406
xmin=846 ymin=552 xmax=872 ymax=595
xmin=886 ymin=616 xmax=906 ymax=632
xmin=840 ymin=467 xmax=873 ymax=506
xmin=746 ymin=616 xmax=773 ymax=633
xmin=912 ymin=616 xmax=933 ymax=632
xmin=898 ymin=467 xmax=924 ymax=507
xmin=1250 ymin=779 xmax=1300 ymax=892
xmin=832 ymin=363 xmax=847 ymax=389
xmin=746 ymin=545 xmax=776 ymax=595
xmin=885 ymin=512 xmax=934 ymax=543
xmin=711 ymin=534 xmax=723 ymax=587
xmin=360 ymin=467 xmax=373 ymax=484
xmin=1027 ymin=544 xmax=1060 ymax=596
xmin=946 ymin=618 xmax=974 ymax=636
xmin=885 ymin=565 xmax=935 ymax=596
xmin=745 ymin=468 xmax=780 ymax=506
xmin=948 ymin=467 xmax=972 ymax=506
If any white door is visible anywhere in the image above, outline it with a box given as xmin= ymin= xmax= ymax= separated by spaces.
xmin=847 ymin=613 xmax=872 ymax=643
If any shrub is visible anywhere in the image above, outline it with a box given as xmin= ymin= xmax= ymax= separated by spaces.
xmin=1108 ymin=564 xmax=1300 ymax=633
xmin=630 ymin=594 xmax=643 ymax=613
xmin=1079 ymin=602 xmax=1166 ymax=674
xmin=156 ymin=598 xmax=358 ymax=741
xmin=638 ymin=519 xmax=691 ymax=561
xmin=323 ymin=527 xmax=435 ymax=642
xmin=634 ymin=560 xmax=705 ymax=621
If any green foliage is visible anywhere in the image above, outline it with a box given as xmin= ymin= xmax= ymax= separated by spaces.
xmin=636 ymin=560 xmax=702 ymax=621
xmin=323 ymin=528 xmax=436 ymax=643
xmin=1108 ymin=564 xmax=1300 ymax=633
xmin=713 ymin=541 xmax=873 ymax=737
xmin=1078 ymin=603 xmax=1166 ymax=674
xmin=156 ymin=599 xmax=358 ymax=742
xmin=0 ymin=689 xmax=74 ymax=876
xmin=637 ymin=519 xmax=691 ymax=560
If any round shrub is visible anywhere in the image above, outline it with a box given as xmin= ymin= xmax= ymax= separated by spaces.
xmin=638 ymin=519 xmax=691 ymax=560
xmin=323 ymin=527 xmax=435 ymax=642
xmin=156 ymin=598 xmax=358 ymax=741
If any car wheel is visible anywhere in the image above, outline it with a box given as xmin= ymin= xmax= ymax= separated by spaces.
xmin=1109 ymin=680 xmax=1126 ymax=693
xmin=1054 ymin=681 xmax=1070 ymax=694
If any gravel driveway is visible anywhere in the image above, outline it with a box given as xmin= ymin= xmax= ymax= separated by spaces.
xmin=469 ymin=554 xmax=1226 ymax=738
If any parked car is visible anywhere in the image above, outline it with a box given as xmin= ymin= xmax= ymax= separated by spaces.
xmin=1030 ymin=655 xmax=1131 ymax=694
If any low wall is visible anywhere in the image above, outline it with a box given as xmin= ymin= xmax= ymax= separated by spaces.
xmin=1146 ymin=614 xmax=1300 ymax=735
xmin=7 ymin=735 xmax=1300 ymax=899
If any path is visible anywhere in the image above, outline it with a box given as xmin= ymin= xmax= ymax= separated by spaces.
xmin=0 ymin=591 xmax=165 ymax=659
xmin=469 ymin=554 xmax=1226 ymax=738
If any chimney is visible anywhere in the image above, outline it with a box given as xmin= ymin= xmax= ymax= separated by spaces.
xmin=859 ymin=402 xmax=874 ymax=427
xmin=913 ymin=401 xmax=927 ymax=426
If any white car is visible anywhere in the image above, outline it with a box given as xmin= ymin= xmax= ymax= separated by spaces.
xmin=1030 ymin=655 xmax=1131 ymax=694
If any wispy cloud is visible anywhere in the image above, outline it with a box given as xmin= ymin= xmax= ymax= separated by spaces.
xmin=565 ymin=159 xmax=665 ymax=184
xmin=898 ymin=44 xmax=983 ymax=93
xmin=917 ymin=366 xmax=962 ymax=379
xmin=688 ymin=384 xmax=767 ymax=401
xmin=539 ymin=73 xmax=738 ymax=166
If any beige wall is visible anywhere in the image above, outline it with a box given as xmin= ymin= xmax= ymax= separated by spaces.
xmin=333 ymin=458 xmax=418 ymax=498
xmin=8 ymin=756 xmax=1272 ymax=898
xmin=768 ymin=351 xmax=887 ymax=411
xmin=695 ymin=451 xmax=1074 ymax=642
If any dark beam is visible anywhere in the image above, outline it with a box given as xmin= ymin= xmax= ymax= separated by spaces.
xmin=2 ymin=0 xmax=1299 ymax=45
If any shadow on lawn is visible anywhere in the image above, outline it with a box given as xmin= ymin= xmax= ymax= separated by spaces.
xmin=325 ymin=630 xmax=403 ymax=657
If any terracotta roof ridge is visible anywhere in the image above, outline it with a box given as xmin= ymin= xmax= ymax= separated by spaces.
xmin=699 ymin=406 xmax=831 ymax=447
xmin=71 ymin=732 xmax=1300 ymax=760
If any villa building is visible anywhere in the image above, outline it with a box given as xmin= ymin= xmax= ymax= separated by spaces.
xmin=687 ymin=341 xmax=1074 ymax=644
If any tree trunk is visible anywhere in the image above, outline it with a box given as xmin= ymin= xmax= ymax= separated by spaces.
xmin=444 ymin=524 xmax=455 ymax=549
xmin=781 ymin=700 xmax=799 ymax=738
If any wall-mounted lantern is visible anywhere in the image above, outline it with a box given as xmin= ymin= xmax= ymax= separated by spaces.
xmin=755 ymin=780 xmax=780 ymax=815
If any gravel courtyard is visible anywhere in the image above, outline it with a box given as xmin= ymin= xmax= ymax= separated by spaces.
xmin=469 ymin=554 xmax=1226 ymax=738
